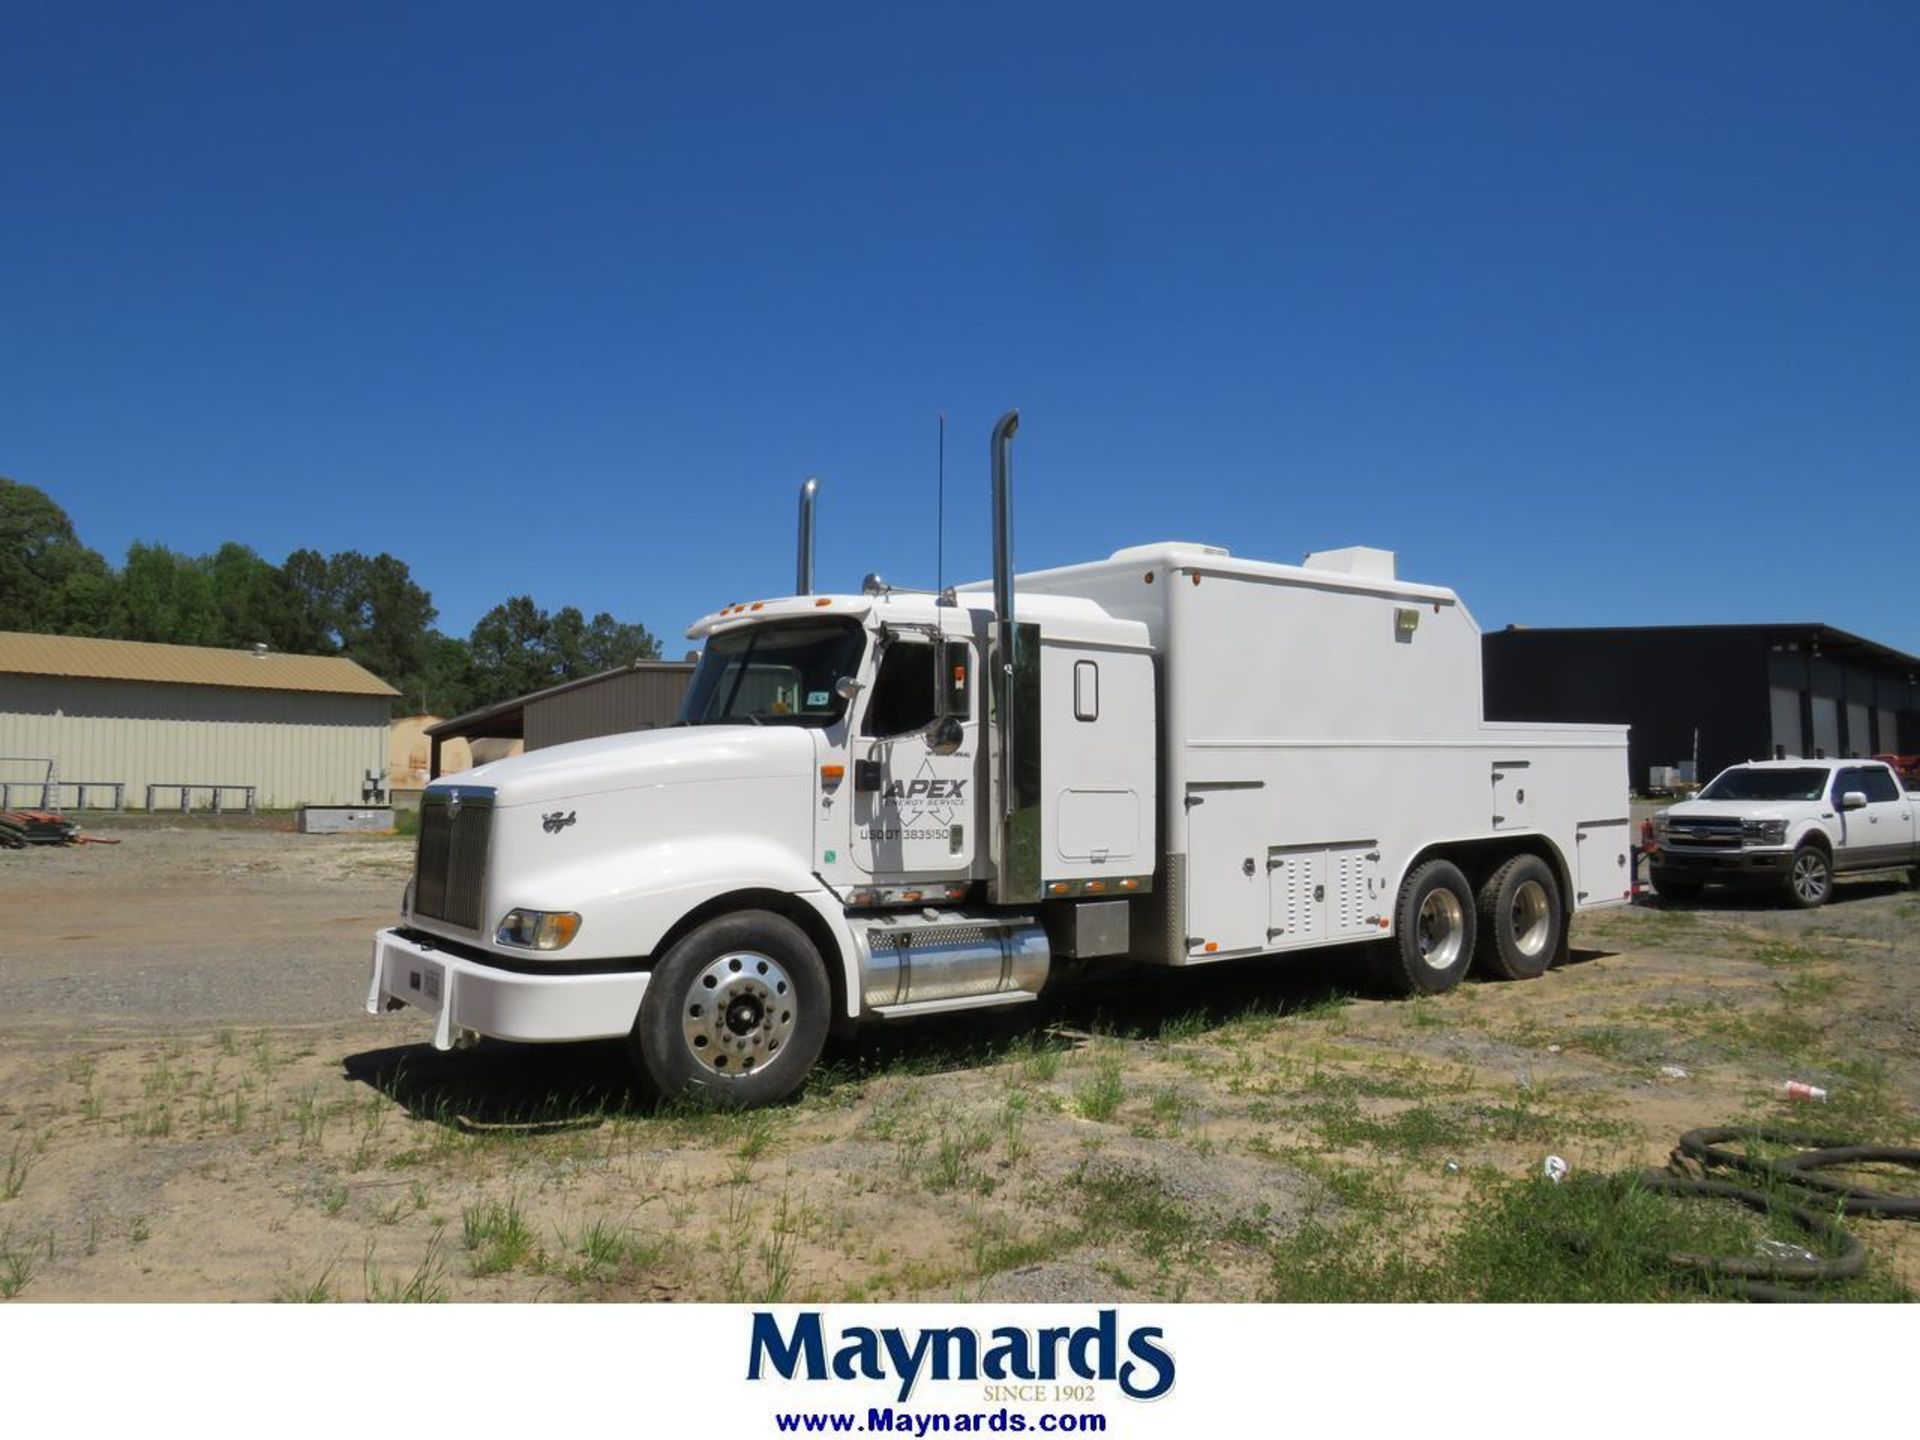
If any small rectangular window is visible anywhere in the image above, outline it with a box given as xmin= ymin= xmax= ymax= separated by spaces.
xmin=1073 ymin=660 xmax=1099 ymax=722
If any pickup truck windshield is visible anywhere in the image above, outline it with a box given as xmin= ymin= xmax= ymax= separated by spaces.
xmin=679 ymin=618 xmax=867 ymax=728
xmin=1698 ymin=767 xmax=1829 ymax=802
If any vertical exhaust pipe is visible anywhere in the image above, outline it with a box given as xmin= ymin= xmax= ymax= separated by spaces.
xmin=991 ymin=411 xmax=1019 ymax=821
xmin=796 ymin=476 xmax=819 ymax=595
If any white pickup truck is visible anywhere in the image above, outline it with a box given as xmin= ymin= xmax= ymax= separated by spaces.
xmin=1649 ymin=758 xmax=1920 ymax=908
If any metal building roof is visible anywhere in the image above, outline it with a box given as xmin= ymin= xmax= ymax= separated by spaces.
xmin=0 ymin=630 xmax=400 ymax=697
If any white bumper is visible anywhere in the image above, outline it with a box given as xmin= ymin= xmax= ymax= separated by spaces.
xmin=365 ymin=928 xmax=649 ymax=1051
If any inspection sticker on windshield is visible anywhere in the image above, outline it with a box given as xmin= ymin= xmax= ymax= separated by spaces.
xmin=806 ymin=690 xmax=830 ymax=707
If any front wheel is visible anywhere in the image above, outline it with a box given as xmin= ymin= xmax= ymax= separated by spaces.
xmin=1783 ymin=846 xmax=1832 ymax=910
xmin=631 ymin=910 xmax=831 ymax=1107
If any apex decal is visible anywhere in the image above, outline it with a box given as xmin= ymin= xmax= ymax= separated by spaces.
xmin=881 ymin=778 xmax=967 ymax=802
xmin=747 ymin=1309 xmax=1175 ymax=1402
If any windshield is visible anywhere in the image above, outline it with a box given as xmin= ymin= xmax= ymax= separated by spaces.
xmin=679 ymin=618 xmax=867 ymax=728
xmin=1698 ymin=767 xmax=1829 ymax=802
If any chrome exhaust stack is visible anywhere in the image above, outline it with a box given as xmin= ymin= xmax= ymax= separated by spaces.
xmin=796 ymin=476 xmax=819 ymax=595
xmin=987 ymin=410 xmax=1040 ymax=903
xmin=991 ymin=411 xmax=1018 ymax=819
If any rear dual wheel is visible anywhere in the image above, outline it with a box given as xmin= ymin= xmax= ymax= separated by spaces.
xmin=1378 ymin=859 xmax=1478 ymax=996
xmin=1379 ymin=854 xmax=1564 ymax=995
xmin=1472 ymin=854 xmax=1562 ymax=981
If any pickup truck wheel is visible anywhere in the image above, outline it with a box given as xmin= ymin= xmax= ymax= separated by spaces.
xmin=1473 ymin=854 xmax=1561 ymax=981
xmin=632 ymin=910 xmax=830 ymax=1107
xmin=1647 ymin=870 xmax=1703 ymax=903
xmin=1783 ymin=845 xmax=1832 ymax=910
xmin=1378 ymin=859 xmax=1476 ymax=996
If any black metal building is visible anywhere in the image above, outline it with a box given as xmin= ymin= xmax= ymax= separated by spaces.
xmin=1483 ymin=625 xmax=1920 ymax=790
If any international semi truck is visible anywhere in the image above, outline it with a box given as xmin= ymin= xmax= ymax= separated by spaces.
xmin=369 ymin=413 xmax=1632 ymax=1105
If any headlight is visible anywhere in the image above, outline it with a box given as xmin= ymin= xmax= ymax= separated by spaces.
xmin=495 ymin=909 xmax=583 ymax=951
xmin=1741 ymin=819 xmax=1788 ymax=846
xmin=1651 ymin=814 xmax=1672 ymax=835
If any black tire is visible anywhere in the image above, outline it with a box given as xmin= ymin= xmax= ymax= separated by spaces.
xmin=1378 ymin=859 xmax=1476 ymax=996
xmin=1782 ymin=844 xmax=1832 ymax=910
xmin=1648 ymin=870 xmax=1703 ymax=903
xmin=1473 ymin=854 xmax=1562 ymax=981
xmin=631 ymin=910 xmax=831 ymax=1107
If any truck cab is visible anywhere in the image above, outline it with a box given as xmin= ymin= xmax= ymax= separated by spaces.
xmin=1649 ymin=758 xmax=1920 ymax=907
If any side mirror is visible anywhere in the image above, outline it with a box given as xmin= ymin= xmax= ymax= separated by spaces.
xmin=1840 ymin=790 xmax=1869 ymax=811
xmin=929 ymin=716 xmax=964 ymax=755
xmin=834 ymin=675 xmax=863 ymax=702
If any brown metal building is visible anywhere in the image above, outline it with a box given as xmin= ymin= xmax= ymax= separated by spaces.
xmin=425 ymin=660 xmax=697 ymax=779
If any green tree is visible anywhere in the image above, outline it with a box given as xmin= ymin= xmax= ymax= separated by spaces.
xmin=468 ymin=595 xmax=556 ymax=705
xmin=112 ymin=542 xmax=223 ymax=644
xmin=202 ymin=542 xmax=296 ymax=651
xmin=0 ymin=477 xmax=114 ymax=635
xmin=412 ymin=631 xmax=478 ymax=718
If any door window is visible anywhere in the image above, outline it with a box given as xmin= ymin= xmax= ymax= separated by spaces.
xmin=1859 ymin=768 xmax=1900 ymax=804
xmin=864 ymin=641 xmax=938 ymax=738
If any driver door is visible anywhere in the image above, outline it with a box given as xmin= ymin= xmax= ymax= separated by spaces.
xmin=850 ymin=626 xmax=976 ymax=877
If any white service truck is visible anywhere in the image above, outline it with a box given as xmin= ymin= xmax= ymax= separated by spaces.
xmin=1648 ymin=758 xmax=1920 ymax=908
xmin=369 ymin=414 xmax=1631 ymax=1103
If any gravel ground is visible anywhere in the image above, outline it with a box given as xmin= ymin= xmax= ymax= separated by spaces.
xmin=0 ymin=823 xmax=410 ymax=1036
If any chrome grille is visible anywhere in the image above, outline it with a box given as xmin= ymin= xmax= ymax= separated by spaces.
xmin=1665 ymin=816 xmax=1743 ymax=850
xmin=414 ymin=788 xmax=494 ymax=929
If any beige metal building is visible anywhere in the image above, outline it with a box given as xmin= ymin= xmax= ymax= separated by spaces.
xmin=0 ymin=631 xmax=397 ymax=810
xmin=425 ymin=659 xmax=695 ymax=778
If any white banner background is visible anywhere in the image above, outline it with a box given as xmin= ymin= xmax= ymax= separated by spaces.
xmin=3 ymin=1302 xmax=1915 ymax=1435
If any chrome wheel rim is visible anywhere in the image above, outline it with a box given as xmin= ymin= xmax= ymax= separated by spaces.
xmin=681 ymin=951 xmax=796 ymax=1078
xmin=1417 ymin=889 xmax=1466 ymax=970
xmin=1791 ymin=852 xmax=1829 ymax=904
xmin=1510 ymin=879 xmax=1554 ymax=958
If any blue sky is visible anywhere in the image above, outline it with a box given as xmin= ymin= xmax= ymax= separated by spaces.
xmin=3 ymin=4 xmax=1916 ymax=654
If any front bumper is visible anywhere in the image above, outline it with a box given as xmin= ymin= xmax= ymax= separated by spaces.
xmin=365 ymin=927 xmax=650 ymax=1051
xmin=1650 ymin=846 xmax=1794 ymax=881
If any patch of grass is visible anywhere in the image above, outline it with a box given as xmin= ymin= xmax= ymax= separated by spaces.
xmin=2 ymin=1138 xmax=36 ymax=1201
xmin=322 ymin=1184 xmax=349 ymax=1217
xmin=0 ymin=1237 xmax=34 ymax=1300
xmin=1015 ymin=1033 xmax=1065 ymax=1084
xmin=1157 ymin=1010 xmax=1211 ymax=1044
xmin=1073 ymin=1052 xmax=1126 ymax=1123
xmin=276 ymin=1260 xmax=338 ymax=1302
xmin=1309 ymin=1099 xmax=1463 ymax=1157
xmin=461 ymin=1196 xmax=537 ymax=1276
xmin=927 ymin=1117 xmax=995 ymax=1194
xmin=1264 ymin=1171 xmax=1912 ymax=1303
xmin=364 ymin=1236 xmax=449 ymax=1302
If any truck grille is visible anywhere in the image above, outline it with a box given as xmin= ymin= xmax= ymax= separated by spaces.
xmin=1664 ymin=816 xmax=1743 ymax=849
xmin=414 ymin=788 xmax=493 ymax=930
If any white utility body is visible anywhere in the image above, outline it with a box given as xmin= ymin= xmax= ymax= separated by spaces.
xmin=1650 ymin=758 xmax=1920 ymax=908
xmin=369 ymin=415 xmax=1631 ymax=1104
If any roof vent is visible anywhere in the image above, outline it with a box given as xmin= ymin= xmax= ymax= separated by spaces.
xmin=1301 ymin=546 xmax=1396 ymax=580
xmin=249 ymin=642 xmax=269 ymax=658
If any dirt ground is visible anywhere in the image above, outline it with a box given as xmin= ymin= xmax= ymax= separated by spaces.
xmin=1 ymin=820 xmax=1917 ymax=1302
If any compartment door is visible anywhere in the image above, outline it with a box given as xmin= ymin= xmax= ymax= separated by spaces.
xmin=1265 ymin=847 xmax=1326 ymax=949
xmin=1574 ymin=818 xmax=1630 ymax=905
xmin=1185 ymin=782 xmax=1267 ymax=956
xmin=1491 ymin=762 xmax=1531 ymax=831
